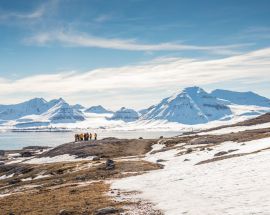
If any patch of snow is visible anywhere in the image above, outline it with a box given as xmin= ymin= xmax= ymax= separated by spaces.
xmin=34 ymin=174 xmax=51 ymax=179
xmin=200 ymin=122 xmax=270 ymax=135
xmin=112 ymin=137 xmax=270 ymax=214
xmin=24 ymin=154 xmax=94 ymax=164
xmin=0 ymin=173 xmax=14 ymax=180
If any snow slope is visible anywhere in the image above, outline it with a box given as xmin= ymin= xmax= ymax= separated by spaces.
xmin=41 ymin=99 xmax=85 ymax=123
xmin=0 ymin=98 xmax=50 ymax=120
xmin=211 ymin=89 xmax=270 ymax=107
xmin=141 ymin=87 xmax=232 ymax=124
xmin=112 ymin=137 xmax=270 ymax=215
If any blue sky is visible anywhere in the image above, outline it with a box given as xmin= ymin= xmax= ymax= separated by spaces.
xmin=0 ymin=0 xmax=270 ymax=109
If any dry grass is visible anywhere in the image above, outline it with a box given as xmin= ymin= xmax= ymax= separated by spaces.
xmin=0 ymin=181 xmax=124 ymax=215
xmin=0 ymin=160 xmax=162 ymax=215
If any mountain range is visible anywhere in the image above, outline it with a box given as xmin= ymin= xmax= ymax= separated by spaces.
xmin=0 ymin=86 xmax=269 ymax=128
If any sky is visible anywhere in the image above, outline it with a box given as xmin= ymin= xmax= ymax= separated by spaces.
xmin=0 ymin=0 xmax=270 ymax=110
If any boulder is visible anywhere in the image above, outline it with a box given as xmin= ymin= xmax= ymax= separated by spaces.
xmin=75 ymin=175 xmax=87 ymax=181
xmin=92 ymin=156 xmax=100 ymax=161
xmin=20 ymin=151 xmax=33 ymax=157
xmin=214 ymin=151 xmax=228 ymax=157
xmin=105 ymin=159 xmax=115 ymax=170
xmin=95 ymin=207 xmax=121 ymax=215
xmin=9 ymin=178 xmax=21 ymax=185
xmin=186 ymin=148 xmax=193 ymax=154
xmin=156 ymin=159 xmax=167 ymax=163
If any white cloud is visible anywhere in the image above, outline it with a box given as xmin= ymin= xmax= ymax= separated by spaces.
xmin=94 ymin=14 xmax=112 ymax=23
xmin=0 ymin=48 xmax=270 ymax=109
xmin=0 ymin=7 xmax=44 ymax=21
xmin=25 ymin=31 xmax=249 ymax=55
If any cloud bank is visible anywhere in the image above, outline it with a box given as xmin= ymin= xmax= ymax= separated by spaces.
xmin=25 ymin=31 xmax=248 ymax=55
xmin=0 ymin=48 xmax=270 ymax=109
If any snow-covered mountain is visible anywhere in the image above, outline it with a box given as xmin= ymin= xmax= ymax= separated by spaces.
xmin=41 ymin=99 xmax=85 ymax=123
xmin=0 ymin=98 xmax=85 ymax=124
xmin=108 ymin=107 xmax=139 ymax=122
xmin=141 ymin=87 xmax=232 ymax=124
xmin=211 ymin=89 xmax=270 ymax=107
xmin=0 ymin=86 xmax=269 ymax=129
xmin=0 ymin=98 xmax=52 ymax=120
xmin=85 ymin=105 xmax=113 ymax=114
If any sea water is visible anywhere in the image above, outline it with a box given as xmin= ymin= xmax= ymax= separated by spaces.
xmin=0 ymin=130 xmax=181 ymax=150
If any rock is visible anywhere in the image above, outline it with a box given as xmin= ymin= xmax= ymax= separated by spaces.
xmin=69 ymin=189 xmax=77 ymax=194
xmin=20 ymin=151 xmax=33 ymax=157
xmin=207 ymin=148 xmax=213 ymax=151
xmin=105 ymin=159 xmax=115 ymax=170
xmin=95 ymin=207 xmax=121 ymax=215
xmin=159 ymin=136 xmax=164 ymax=139
xmin=156 ymin=159 xmax=167 ymax=163
xmin=51 ymin=179 xmax=64 ymax=185
xmin=9 ymin=178 xmax=21 ymax=185
xmin=0 ymin=150 xmax=5 ymax=156
xmin=200 ymin=148 xmax=205 ymax=151
xmin=138 ymin=137 xmax=143 ymax=139
xmin=75 ymin=152 xmax=91 ymax=158
xmin=184 ymin=158 xmax=190 ymax=162
xmin=58 ymin=209 xmax=73 ymax=215
xmin=23 ymin=146 xmax=50 ymax=150
xmin=228 ymin=149 xmax=238 ymax=153
xmin=214 ymin=151 xmax=228 ymax=157
xmin=92 ymin=156 xmax=100 ymax=161
xmin=186 ymin=148 xmax=193 ymax=154
xmin=75 ymin=175 xmax=87 ymax=181
xmin=0 ymin=161 xmax=5 ymax=165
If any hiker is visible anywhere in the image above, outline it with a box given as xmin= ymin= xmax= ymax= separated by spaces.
xmin=80 ymin=133 xmax=84 ymax=141
xmin=94 ymin=133 xmax=97 ymax=140
xmin=76 ymin=134 xmax=80 ymax=142
xmin=84 ymin=133 xmax=89 ymax=141
xmin=89 ymin=133 xmax=92 ymax=140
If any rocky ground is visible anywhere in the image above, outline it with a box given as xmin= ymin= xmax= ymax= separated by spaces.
xmin=1 ymin=113 xmax=270 ymax=215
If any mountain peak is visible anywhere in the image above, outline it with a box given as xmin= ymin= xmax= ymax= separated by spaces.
xmin=142 ymin=86 xmax=232 ymax=124
xmin=26 ymin=97 xmax=47 ymax=104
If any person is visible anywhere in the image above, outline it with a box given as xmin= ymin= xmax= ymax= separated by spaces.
xmin=89 ymin=133 xmax=92 ymax=140
xmin=80 ymin=133 xmax=84 ymax=141
xmin=74 ymin=134 xmax=78 ymax=142
xmin=94 ymin=133 xmax=97 ymax=140
xmin=85 ymin=133 xmax=89 ymax=141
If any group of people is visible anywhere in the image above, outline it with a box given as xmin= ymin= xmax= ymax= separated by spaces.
xmin=75 ymin=132 xmax=97 ymax=142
